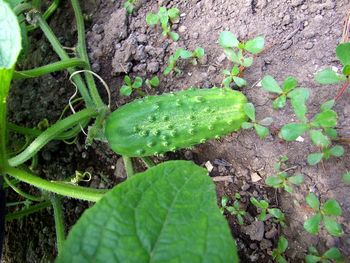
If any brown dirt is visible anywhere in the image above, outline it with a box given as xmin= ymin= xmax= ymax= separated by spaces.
xmin=3 ymin=0 xmax=350 ymax=262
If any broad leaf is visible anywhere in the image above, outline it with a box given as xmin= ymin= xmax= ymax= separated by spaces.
xmin=244 ymin=103 xmax=255 ymax=121
xmin=323 ymin=247 xmax=342 ymax=260
xmin=315 ymin=68 xmax=346 ymax=84
xmin=261 ymin=75 xmax=282 ymax=94
xmin=288 ymin=174 xmax=304 ymax=185
xmin=282 ymin=77 xmax=298 ymax=93
xmin=146 ymin=13 xmax=159 ymax=25
xmin=305 ymin=255 xmax=321 ymax=263
xmin=279 ymin=123 xmax=309 ymax=141
xmin=219 ymin=31 xmax=239 ymax=48
xmin=242 ymin=57 xmax=253 ymax=67
xmin=254 ymin=124 xmax=269 ymax=139
xmin=306 ymin=193 xmax=320 ymax=211
xmin=259 ymin=117 xmax=273 ymax=126
xmin=309 ymin=130 xmax=330 ymax=148
xmin=307 ymin=153 xmax=323 ymax=165
xmin=312 ymin=110 xmax=337 ymax=128
xmin=329 ymin=145 xmax=344 ymax=157
xmin=304 ymin=213 xmax=322 ymax=234
xmin=320 ymin=99 xmax=335 ymax=111
xmin=169 ymin=32 xmax=179 ymax=42
xmin=336 ymin=42 xmax=350 ymax=66
xmin=233 ymin=76 xmax=247 ymax=87
xmin=132 ymin=77 xmax=143 ymax=89
xmin=322 ymin=199 xmax=342 ymax=216
xmin=167 ymin=8 xmax=179 ymax=19
xmin=193 ymin=47 xmax=205 ymax=58
xmin=120 ymin=85 xmax=132 ymax=96
xmin=323 ymin=216 xmax=343 ymax=237
xmin=57 ymin=161 xmax=239 ymax=263
xmin=176 ymin=48 xmax=192 ymax=59
xmin=288 ymin=88 xmax=310 ymax=122
xmin=265 ymin=176 xmax=283 ymax=187
xmin=273 ymin=95 xmax=286 ymax=109
xmin=244 ymin=36 xmax=265 ymax=54
xmin=277 ymin=236 xmax=288 ymax=253
xmin=241 ymin=122 xmax=254 ymax=129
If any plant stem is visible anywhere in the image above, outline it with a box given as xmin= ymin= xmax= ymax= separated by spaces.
xmin=13 ymin=58 xmax=87 ymax=79
xmin=14 ymin=3 xmax=33 ymax=15
xmin=335 ymin=80 xmax=349 ymax=101
xmin=35 ymin=13 xmax=93 ymax=108
xmin=141 ymin=157 xmax=155 ymax=168
xmin=71 ymin=0 xmax=105 ymax=109
xmin=4 ymin=175 xmax=44 ymax=202
xmin=27 ymin=0 xmax=61 ymax=32
xmin=50 ymin=195 xmax=65 ymax=255
xmin=8 ymin=109 xmax=97 ymax=167
xmin=6 ymin=200 xmax=52 ymax=221
xmin=5 ymin=167 xmax=106 ymax=202
xmin=123 ymin=156 xmax=134 ymax=177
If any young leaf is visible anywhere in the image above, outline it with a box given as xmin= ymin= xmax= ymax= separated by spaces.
xmin=312 ymin=110 xmax=337 ymax=128
xmin=343 ymin=64 xmax=350 ymax=76
xmin=56 ymin=161 xmax=239 ymax=262
xmin=259 ymin=117 xmax=273 ymax=126
xmin=232 ymin=76 xmax=247 ymax=87
xmin=288 ymin=88 xmax=310 ymax=122
xmin=320 ymin=99 xmax=335 ymax=111
xmin=288 ymin=174 xmax=304 ymax=185
xmin=261 ymin=75 xmax=282 ymax=94
xmin=323 ymin=216 xmax=343 ymax=237
xmin=304 ymin=213 xmax=322 ymax=234
xmin=336 ymin=42 xmax=350 ymax=66
xmin=306 ymin=193 xmax=320 ymax=210
xmin=265 ymin=176 xmax=283 ymax=187
xmin=219 ymin=31 xmax=239 ymax=48
xmin=279 ymin=123 xmax=309 ymax=141
xmin=305 ymin=255 xmax=321 ymax=263
xmin=244 ymin=103 xmax=256 ymax=121
xmin=343 ymin=171 xmax=350 ymax=183
xmin=329 ymin=145 xmax=344 ymax=157
xmin=307 ymin=153 xmax=323 ymax=165
xmin=120 ymin=85 xmax=132 ymax=96
xmin=148 ymin=76 xmax=160 ymax=88
xmin=167 ymin=7 xmax=180 ymax=19
xmin=273 ymin=95 xmax=286 ymax=109
xmin=315 ymin=68 xmax=346 ymax=84
xmin=309 ymin=130 xmax=330 ymax=148
xmin=124 ymin=75 xmax=132 ymax=86
xmin=132 ymin=76 xmax=143 ymax=88
xmin=146 ymin=13 xmax=159 ymax=25
xmin=176 ymin=48 xmax=193 ymax=59
xmin=169 ymin=31 xmax=179 ymax=42
xmin=242 ymin=122 xmax=254 ymax=129
xmin=244 ymin=36 xmax=264 ymax=54
xmin=323 ymin=247 xmax=342 ymax=260
xmin=277 ymin=236 xmax=288 ymax=253
xmin=268 ymin=208 xmax=284 ymax=220
xmin=254 ymin=124 xmax=269 ymax=139
xmin=282 ymin=77 xmax=298 ymax=93
xmin=193 ymin=47 xmax=205 ymax=58
xmin=322 ymin=199 xmax=342 ymax=216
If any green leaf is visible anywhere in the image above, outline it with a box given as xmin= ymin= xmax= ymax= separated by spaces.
xmin=282 ymin=76 xmax=298 ymax=93
xmin=329 ymin=145 xmax=344 ymax=157
xmin=163 ymin=66 xmax=172 ymax=76
xmin=304 ymin=213 xmax=322 ymax=234
xmin=323 ymin=247 xmax=342 ymax=260
xmin=241 ymin=122 xmax=254 ymax=129
xmin=169 ymin=31 xmax=179 ymax=42
xmin=265 ymin=176 xmax=283 ymax=187
xmin=57 ymin=161 xmax=239 ymax=263
xmin=323 ymin=216 xmax=343 ymax=237
xmin=120 ymin=85 xmax=133 ymax=96
xmin=343 ymin=171 xmax=350 ymax=184
xmin=259 ymin=117 xmax=273 ymax=126
xmin=288 ymin=88 xmax=310 ymax=122
xmin=254 ymin=124 xmax=269 ymax=139
xmin=219 ymin=31 xmax=239 ymax=48
xmin=307 ymin=153 xmax=323 ymax=165
xmin=312 ymin=110 xmax=338 ymax=128
xmin=324 ymin=128 xmax=338 ymax=139
xmin=132 ymin=76 xmax=143 ymax=89
xmin=242 ymin=57 xmax=253 ymax=67
xmin=232 ymin=76 xmax=247 ymax=87
xmin=146 ymin=13 xmax=159 ymax=25
xmin=276 ymin=255 xmax=288 ymax=263
xmin=221 ymin=195 xmax=228 ymax=207
xmin=261 ymin=75 xmax=282 ymax=94
xmin=306 ymin=193 xmax=320 ymax=210
xmin=288 ymin=174 xmax=304 ymax=185
xmin=273 ymin=95 xmax=287 ymax=109
xmin=223 ymin=69 xmax=231 ymax=76
xmin=277 ymin=236 xmax=288 ymax=253
xmin=222 ymin=76 xmax=232 ymax=88
xmin=176 ymin=48 xmax=193 ymax=59
xmin=193 ymin=47 xmax=205 ymax=58
xmin=342 ymin=64 xmax=350 ymax=76
xmin=167 ymin=7 xmax=179 ymax=19
xmin=320 ymin=99 xmax=335 ymax=111
xmin=148 ymin=76 xmax=160 ymax=87
xmin=336 ymin=42 xmax=350 ymax=66
xmin=250 ymin=197 xmax=263 ymax=208
xmin=322 ymin=199 xmax=342 ymax=216
xmin=244 ymin=36 xmax=265 ymax=54
xmin=279 ymin=123 xmax=309 ymax=141
xmin=305 ymin=255 xmax=321 ymax=263
xmin=124 ymin=75 xmax=132 ymax=86
xmin=307 ymin=246 xmax=319 ymax=255
xmin=0 ymin=0 xmax=21 ymax=69
xmin=268 ymin=208 xmax=284 ymax=219
xmin=315 ymin=68 xmax=346 ymax=84
xmin=244 ymin=103 xmax=256 ymax=121
xmin=231 ymin=66 xmax=240 ymax=75
xmin=309 ymin=130 xmax=330 ymax=148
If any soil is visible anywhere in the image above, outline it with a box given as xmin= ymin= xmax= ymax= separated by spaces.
xmin=3 ymin=0 xmax=350 ymax=262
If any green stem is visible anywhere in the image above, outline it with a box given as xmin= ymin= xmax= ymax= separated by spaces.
xmin=8 ymin=109 xmax=97 ymax=167
xmin=5 ymin=167 xmax=106 ymax=202
xmin=51 ymin=195 xmax=65 ymax=254
xmin=6 ymin=200 xmax=52 ymax=221
xmin=71 ymin=0 xmax=105 ymax=109
xmin=4 ymin=175 xmax=44 ymax=202
xmin=123 ymin=156 xmax=134 ymax=177
xmin=35 ymin=13 xmax=93 ymax=108
xmin=27 ymin=0 xmax=61 ymax=32
xmin=13 ymin=58 xmax=88 ymax=79
xmin=141 ymin=157 xmax=155 ymax=168
xmin=14 ymin=3 xmax=33 ymax=15
xmin=32 ymin=0 xmax=42 ymax=9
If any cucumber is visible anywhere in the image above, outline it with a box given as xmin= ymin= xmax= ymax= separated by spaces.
xmin=105 ymin=87 xmax=247 ymax=157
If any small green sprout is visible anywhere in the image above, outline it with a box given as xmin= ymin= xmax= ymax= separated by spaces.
xmin=123 ymin=0 xmax=136 ymax=14
xmin=145 ymin=76 xmax=160 ymax=89
xmin=222 ymin=66 xmax=247 ymax=88
xmin=268 ymin=208 xmax=287 ymax=227
xmin=273 ymin=155 xmax=289 ymax=171
xmin=250 ymin=197 xmax=269 ymax=221
xmin=343 ymin=171 xmax=350 ymax=184
xmin=305 ymin=246 xmax=344 ymax=263
xmin=218 ymin=31 xmax=264 ymax=68
xmin=303 ymin=193 xmax=343 ymax=237
xmin=261 ymin=75 xmax=309 ymax=110
xmin=221 ymin=193 xmax=246 ymax=225
xmin=120 ymin=75 xmax=143 ymax=96
xmin=163 ymin=47 xmax=205 ymax=76
xmin=272 ymin=236 xmax=288 ymax=263
xmin=146 ymin=7 xmax=180 ymax=41
xmin=242 ymin=103 xmax=272 ymax=139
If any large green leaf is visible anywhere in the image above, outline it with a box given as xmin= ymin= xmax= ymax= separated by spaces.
xmin=279 ymin=123 xmax=309 ymax=141
xmin=336 ymin=42 xmax=350 ymax=66
xmin=56 ymin=161 xmax=239 ymax=263
xmin=315 ymin=68 xmax=346 ymax=84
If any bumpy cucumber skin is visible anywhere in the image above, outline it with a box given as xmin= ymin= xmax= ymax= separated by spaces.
xmin=105 ymin=87 xmax=247 ymax=157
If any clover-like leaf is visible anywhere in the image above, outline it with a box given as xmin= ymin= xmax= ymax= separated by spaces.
xmin=261 ymin=75 xmax=282 ymax=94
xmin=315 ymin=68 xmax=346 ymax=84
xmin=304 ymin=213 xmax=322 ymax=234
xmin=219 ymin=31 xmax=239 ymax=48
xmin=57 ymin=161 xmax=239 ymax=262
xmin=244 ymin=36 xmax=265 ymax=54
xmin=336 ymin=42 xmax=350 ymax=66
xmin=322 ymin=199 xmax=342 ymax=216
xmin=323 ymin=216 xmax=343 ymax=237
xmin=280 ymin=123 xmax=309 ymax=141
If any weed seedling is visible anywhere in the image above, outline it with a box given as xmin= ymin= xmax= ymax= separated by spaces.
xmin=242 ymin=102 xmax=273 ymax=139
xmin=315 ymin=42 xmax=350 ymax=100
xmin=145 ymin=76 xmax=160 ymax=89
xmin=268 ymin=208 xmax=287 ymax=227
xmin=250 ymin=197 xmax=269 ymax=221
xmin=272 ymin=236 xmax=288 ymax=263
xmin=305 ymin=246 xmax=343 ymax=263
xmin=222 ymin=66 xmax=247 ymax=88
xmin=221 ymin=193 xmax=246 ymax=225
xmin=343 ymin=171 xmax=350 ymax=184
xmin=146 ymin=6 xmax=180 ymax=41
xmin=120 ymin=75 xmax=144 ymax=96
xmin=303 ymin=193 xmax=343 ymax=237
xmin=123 ymin=0 xmax=136 ymax=14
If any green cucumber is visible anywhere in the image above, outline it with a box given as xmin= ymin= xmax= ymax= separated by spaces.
xmin=105 ymin=87 xmax=247 ymax=157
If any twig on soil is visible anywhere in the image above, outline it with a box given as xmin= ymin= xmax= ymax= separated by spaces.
xmin=212 ymin=176 xmax=234 ymax=183
xmin=341 ymin=10 xmax=350 ymax=43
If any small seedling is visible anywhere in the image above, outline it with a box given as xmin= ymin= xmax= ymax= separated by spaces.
xmin=273 ymin=156 xmax=289 ymax=171
xmin=123 ymin=0 xmax=136 ymax=14
xmin=221 ymin=194 xmax=246 ymax=225
xmin=305 ymin=246 xmax=343 ymax=263
xmin=303 ymin=193 xmax=343 ymax=237
xmin=272 ymin=236 xmax=288 ymax=263
xmin=163 ymin=47 xmax=205 ymax=76
xmin=146 ymin=6 xmax=180 ymax=41
xmin=242 ymin=102 xmax=272 ymax=139
xmin=218 ymin=31 xmax=264 ymax=68
xmin=250 ymin=197 xmax=269 ymax=221
xmin=222 ymin=66 xmax=247 ymax=88
xmin=315 ymin=42 xmax=350 ymax=100
xmin=268 ymin=208 xmax=287 ymax=227
xmin=343 ymin=171 xmax=350 ymax=184
xmin=261 ymin=75 xmax=309 ymax=111
xmin=120 ymin=75 xmax=143 ymax=96
xmin=145 ymin=76 xmax=160 ymax=89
